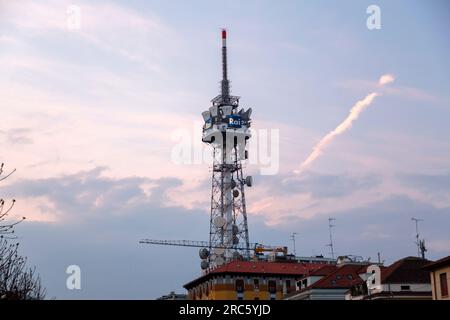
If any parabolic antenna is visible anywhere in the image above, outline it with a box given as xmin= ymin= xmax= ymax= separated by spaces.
xmin=214 ymin=247 xmax=225 ymax=255
xmin=199 ymin=248 xmax=210 ymax=260
xmin=215 ymin=256 xmax=225 ymax=266
xmin=213 ymin=216 xmax=226 ymax=228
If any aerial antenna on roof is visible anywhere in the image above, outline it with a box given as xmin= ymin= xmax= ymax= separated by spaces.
xmin=290 ymin=232 xmax=297 ymax=257
xmin=326 ymin=218 xmax=336 ymax=259
xmin=411 ymin=217 xmax=426 ymax=259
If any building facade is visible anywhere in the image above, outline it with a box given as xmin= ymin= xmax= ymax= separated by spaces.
xmin=346 ymin=256 xmax=432 ymax=300
xmin=184 ymin=260 xmax=326 ymax=300
xmin=423 ymin=256 xmax=450 ymax=300
xmin=286 ymin=262 xmax=370 ymax=300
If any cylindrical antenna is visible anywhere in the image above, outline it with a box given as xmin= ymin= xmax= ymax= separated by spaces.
xmin=221 ymin=28 xmax=230 ymax=103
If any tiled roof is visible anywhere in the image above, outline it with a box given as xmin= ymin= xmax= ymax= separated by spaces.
xmin=423 ymin=256 xmax=450 ymax=271
xmin=184 ymin=260 xmax=325 ymax=289
xmin=309 ymin=264 xmax=367 ymax=289
xmin=381 ymin=256 xmax=431 ymax=284
xmin=209 ymin=260 xmax=324 ymax=275
xmin=307 ymin=264 xmax=337 ymax=277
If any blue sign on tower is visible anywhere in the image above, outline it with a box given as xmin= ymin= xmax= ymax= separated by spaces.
xmin=227 ymin=115 xmax=242 ymax=128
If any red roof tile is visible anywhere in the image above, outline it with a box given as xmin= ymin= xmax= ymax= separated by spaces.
xmin=309 ymin=264 xmax=368 ymax=289
xmin=184 ymin=260 xmax=326 ymax=289
xmin=209 ymin=260 xmax=324 ymax=275
xmin=423 ymin=256 xmax=450 ymax=271
xmin=307 ymin=264 xmax=337 ymax=276
xmin=381 ymin=256 xmax=431 ymax=284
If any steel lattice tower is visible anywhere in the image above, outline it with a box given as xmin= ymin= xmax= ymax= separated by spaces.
xmin=200 ymin=30 xmax=253 ymax=268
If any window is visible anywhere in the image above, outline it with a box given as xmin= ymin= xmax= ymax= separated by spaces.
xmin=286 ymin=280 xmax=291 ymax=294
xmin=400 ymin=285 xmax=411 ymax=291
xmin=440 ymin=273 xmax=448 ymax=297
xmin=302 ymin=279 xmax=307 ymax=288
xmin=235 ymin=279 xmax=244 ymax=293
xmin=268 ymin=280 xmax=277 ymax=294
xmin=253 ymin=279 xmax=260 ymax=290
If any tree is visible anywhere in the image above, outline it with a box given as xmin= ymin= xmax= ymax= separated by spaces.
xmin=0 ymin=163 xmax=45 ymax=300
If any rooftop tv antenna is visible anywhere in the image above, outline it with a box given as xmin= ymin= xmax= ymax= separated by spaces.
xmin=326 ymin=218 xmax=336 ymax=259
xmin=290 ymin=232 xmax=297 ymax=256
xmin=411 ymin=217 xmax=426 ymax=259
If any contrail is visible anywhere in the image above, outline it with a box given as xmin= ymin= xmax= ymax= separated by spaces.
xmin=294 ymin=74 xmax=395 ymax=174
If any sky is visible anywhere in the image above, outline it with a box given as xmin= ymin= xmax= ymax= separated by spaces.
xmin=0 ymin=0 xmax=450 ymax=299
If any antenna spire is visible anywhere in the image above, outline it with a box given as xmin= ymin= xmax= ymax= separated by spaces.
xmin=327 ymin=218 xmax=336 ymax=259
xmin=411 ymin=217 xmax=426 ymax=258
xmin=221 ymin=28 xmax=230 ymax=103
xmin=290 ymin=232 xmax=297 ymax=256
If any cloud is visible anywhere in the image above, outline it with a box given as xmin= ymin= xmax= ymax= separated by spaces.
xmin=266 ymin=194 xmax=450 ymax=260
xmin=9 ymin=173 xmax=449 ymax=299
xmin=378 ymin=74 xmax=395 ymax=86
xmin=271 ymin=172 xmax=381 ymax=199
xmin=0 ymin=167 xmax=184 ymax=223
xmin=0 ymin=165 xmax=210 ymax=299
xmin=0 ymin=128 xmax=34 ymax=145
xmin=399 ymin=173 xmax=450 ymax=192
xmin=2 ymin=1 xmax=176 ymax=75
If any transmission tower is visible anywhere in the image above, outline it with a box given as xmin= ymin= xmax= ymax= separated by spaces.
xmin=201 ymin=29 xmax=253 ymax=268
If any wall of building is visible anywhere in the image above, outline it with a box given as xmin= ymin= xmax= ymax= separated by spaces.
xmin=430 ymin=266 xmax=450 ymax=300
xmin=288 ymin=288 xmax=348 ymax=300
xmin=380 ymin=283 xmax=432 ymax=293
xmin=187 ymin=275 xmax=298 ymax=300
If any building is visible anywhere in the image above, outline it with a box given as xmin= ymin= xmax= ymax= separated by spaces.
xmin=423 ymin=256 xmax=450 ymax=300
xmin=286 ymin=257 xmax=371 ymax=300
xmin=183 ymin=260 xmax=327 ymax=300
xmin=346 ymin=256 xmax=432 ymax=300
xmin=156 ymin=291 xmax=187 ymax=300
xmin=287 ymin=256 xmax=433 ymax=300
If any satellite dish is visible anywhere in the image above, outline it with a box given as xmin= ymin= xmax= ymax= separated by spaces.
xmin=215 ymin=256 xmax=225 ymax=266
xmin=233 ymin=189 xmax=239 ymax=198
xmin=201 ymin=260 xmax=209 ymax=270
xmin=221 ymin=105 xmax=233 ymax=117
xmin=232 ymin=251 xmax=242 ymax=260
xmin=199 ymin=248 xmax=210 ymax=260
xmin=213 ymin=216 xmax=226 ymax=228
xmin=245 ymin=176 xmax=253 ymax=187
xmin=209 ymin=106 xmax=218 ymax=117
xmin=202 ymin=111 xmax=211 ymax=122
xmin=214 ymin=247 xmax=225 ymax=255
xmin=241 ymin=108 xmax=252 ymax=121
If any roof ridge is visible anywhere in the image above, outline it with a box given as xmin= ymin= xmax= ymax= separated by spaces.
xmin=309 ymin=264 xmax=368 ymax=289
